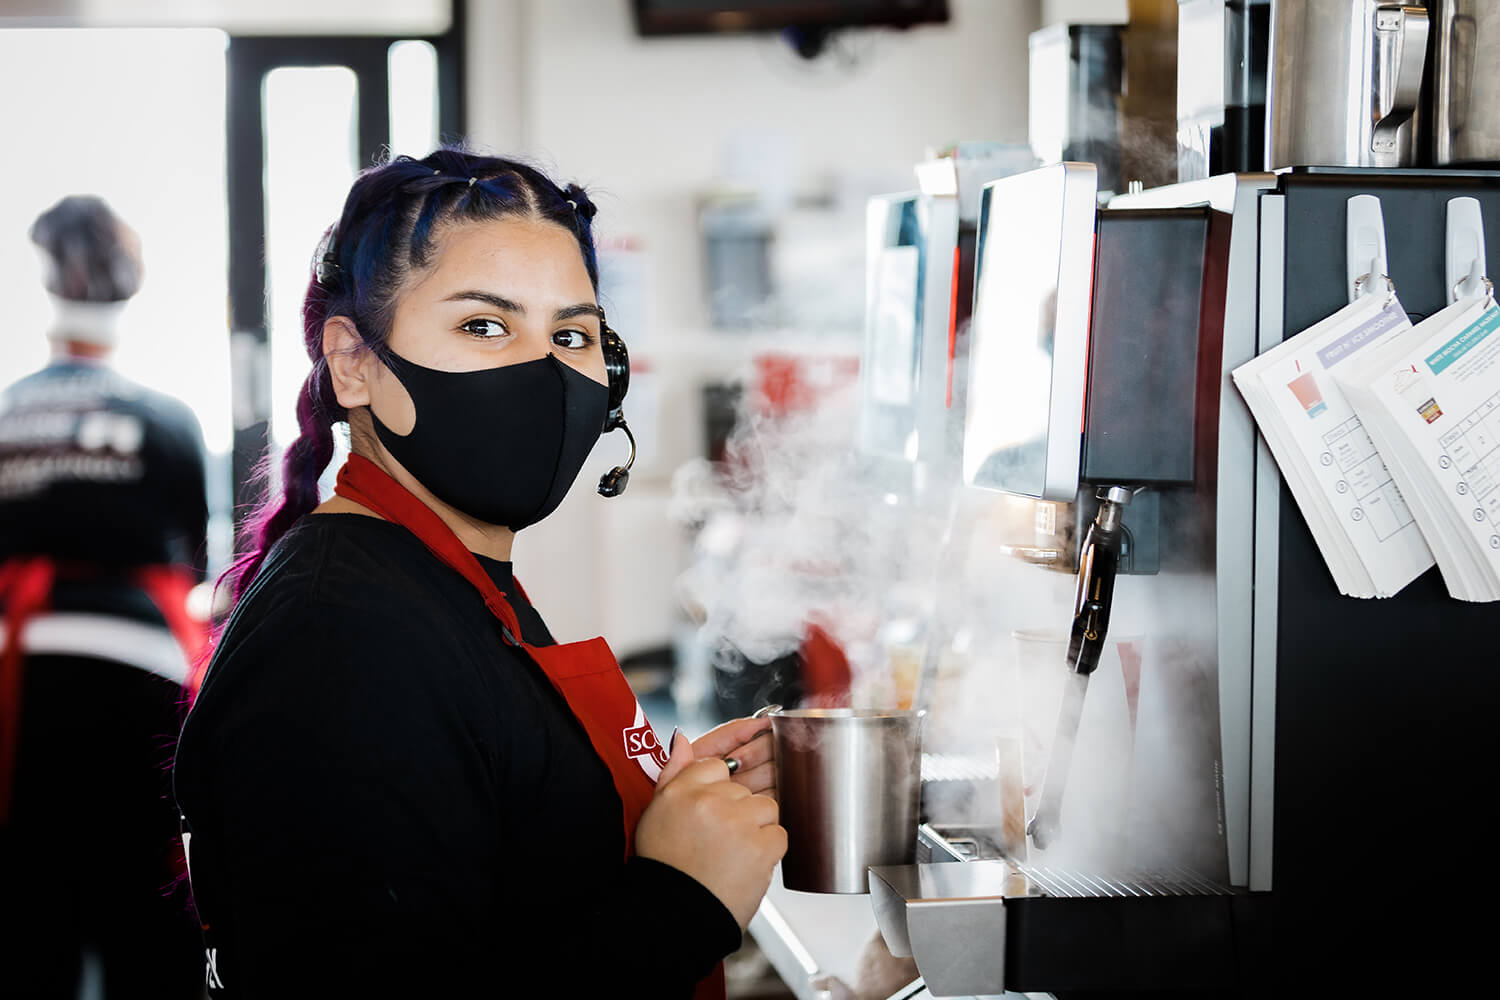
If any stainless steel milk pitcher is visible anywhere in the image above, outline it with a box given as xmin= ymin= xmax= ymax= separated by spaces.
xmin=1267 ymin=0 xmax=1430 ymax=169
xmin=1428 ymin=0 xmax=1500 ymax=165
xmin=771 ymin=708 xmax=924 ymax=894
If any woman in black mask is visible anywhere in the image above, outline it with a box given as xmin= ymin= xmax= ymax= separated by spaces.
xmin=173 ymin=149 xmax=784 ymax=1000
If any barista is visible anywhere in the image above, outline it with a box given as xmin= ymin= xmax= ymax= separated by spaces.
xmin=0 ymin=195 xmax=209 ymax=997
xmin=172 ymin=148 xmax=785 ymax=999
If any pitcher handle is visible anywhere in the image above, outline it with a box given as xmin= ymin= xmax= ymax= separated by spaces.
xmin=1371 ymin=4 xmax=1430 ymax=154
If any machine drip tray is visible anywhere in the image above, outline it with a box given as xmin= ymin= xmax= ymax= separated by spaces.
xmin=918 ymin=823 xmax=1011 ymax=862
xmin=871 ymin=824 xmax=1272 ymax=995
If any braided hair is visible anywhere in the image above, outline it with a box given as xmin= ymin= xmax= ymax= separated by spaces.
xmin=227 ymin=146 xmax=601 ymax=598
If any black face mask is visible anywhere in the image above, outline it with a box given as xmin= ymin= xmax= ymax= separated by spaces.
xmin=370 ymin=351 xmax=609 ymax=530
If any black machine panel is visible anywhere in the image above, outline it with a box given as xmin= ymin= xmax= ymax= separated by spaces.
xmin=1083 ymin=206 xmax=1230 ymax=486
xmin=1269 ymin=169 xmax=1500 ymax=989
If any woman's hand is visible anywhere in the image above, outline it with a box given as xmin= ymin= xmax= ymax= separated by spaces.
xmin=635 ymin=732 xmax=786 ymax=930
xmin=692 ymin=716 xmax=776 ymax=798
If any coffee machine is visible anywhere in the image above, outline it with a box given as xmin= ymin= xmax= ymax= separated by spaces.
xmin=855 ymin=144 xmax=1040 ymax=499
xmin=860 ymin=162 xmax=1272 ymax=996
xmin=860 ymin=161 xmax=1500 ymax=996
xmin=1266 ymin=0 xmax=1431 ymax=170
xmin=1177 ymin=0 xmax=1270 ymax=181
xmin=1029 ymin=22 xmax=1126 ymax=196
xmin=855 ymin=188 xmax=959 ymax=485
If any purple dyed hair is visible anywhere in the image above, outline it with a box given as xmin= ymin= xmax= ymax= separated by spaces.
xmin=224 ymin=146 xmax=601 ymax=600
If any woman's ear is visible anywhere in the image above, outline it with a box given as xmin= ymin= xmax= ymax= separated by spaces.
xmin=323 ymin=317 xmax=372 ymax=410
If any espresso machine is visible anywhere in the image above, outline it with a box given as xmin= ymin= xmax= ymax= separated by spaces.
xmin=1266 ymin=0 xmax=1431 ymax=170
xmin=1267 ymin=0 xmax=1500 ymax=172
xmin=753 ymin=163 xmax=1500 ymax=996
xmin=855 ymin=143 xmax=1040 ymax=501
xmin=1177 ymin=0 xmax=1270 ymax=181
xmin=860 ymin=162 xmax=1273 ymax=997
xmin=1029 ymin=22 xmax=1126 ymax=196
xmin=874 ymin=156 xmax=1500 ymax=997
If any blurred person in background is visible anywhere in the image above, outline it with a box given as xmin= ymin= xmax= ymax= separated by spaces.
xmin=0 ymin=195 xmax=209 ymax=998
xmin=173 ymin=148 xmax=782 ymax=999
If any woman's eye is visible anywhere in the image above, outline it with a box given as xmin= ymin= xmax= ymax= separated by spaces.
xmin=552 ymin=329 xmax=595 ymax=350
xmin=461 ymin=318 xmax=508 ymax=340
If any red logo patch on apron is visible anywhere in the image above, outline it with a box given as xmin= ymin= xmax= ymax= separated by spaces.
xmin=622 ymin=703 xmax=668 ymax=779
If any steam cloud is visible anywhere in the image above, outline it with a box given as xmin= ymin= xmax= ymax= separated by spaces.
xmin=670 ymin=379 xmax=936 ymax=704
xmin=669 ymin=350 xmax=1232 ymax=880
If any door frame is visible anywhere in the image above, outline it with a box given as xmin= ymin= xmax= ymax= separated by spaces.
xmin=225 ymin=21 xmax=464 ymax=546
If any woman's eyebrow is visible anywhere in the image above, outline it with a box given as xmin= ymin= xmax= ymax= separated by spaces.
xmin=444 ymin=290 xmax=525 ymax=313
xmin=554 ymin=303 xmax=604 ymax=323
xmin=442 ymin=293 xmax=601 ymax=324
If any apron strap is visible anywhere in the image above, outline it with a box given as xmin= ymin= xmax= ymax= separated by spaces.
xmin=2 ymin=557 xmax=209 ymax=822
xmin=133 ymin=566 xmax=211 ymax=693
xmin=0 ymin=557 xmax=56 ymax=826
xmin=334 ymin=455 xmax=525 ymax=642
xmin=331 ymin=456 xmax=728 ymax=1000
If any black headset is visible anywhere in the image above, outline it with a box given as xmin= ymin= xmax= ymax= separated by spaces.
xmin=597 ymin=318 xmax=635 ymax=498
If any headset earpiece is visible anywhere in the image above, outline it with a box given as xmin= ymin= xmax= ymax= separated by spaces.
xmin=601 ymin=323 xmax=630 ymax=413
xmin=597 ymin=320 xmax=635 ymax=497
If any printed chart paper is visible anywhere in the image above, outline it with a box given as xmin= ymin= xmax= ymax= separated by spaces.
xmin=1233 ymin=293 xmax=1434 ymax=598
xmin=1335 ymin=296 xmax=1500 ymax=602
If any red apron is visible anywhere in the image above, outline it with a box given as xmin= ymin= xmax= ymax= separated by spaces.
xmin=334 ymin=455 xmax=726 ymax=1000
xmin=0 ymin=556 xmax=208 ymax=826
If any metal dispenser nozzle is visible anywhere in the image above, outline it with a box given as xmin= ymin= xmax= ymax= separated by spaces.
xmin=1026 ymin=485 xmax=1134 ymax=850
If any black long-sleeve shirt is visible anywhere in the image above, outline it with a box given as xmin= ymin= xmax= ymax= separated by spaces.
xmin=173 ymin=514 xmax=738 ymax=998
xmin=0 ymin=359 xmax=208 ymax=585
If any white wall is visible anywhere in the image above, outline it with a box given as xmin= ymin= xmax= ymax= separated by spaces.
xmin=1040 ymin=0 xmax=1129 ymax=25
xmin=0 ymin=0 xmax=449 ymax=33
xmin=465 ymin=0 xmax=1041 ymax=654
xmin=470 ymin=0 xmax=1036 ymax=335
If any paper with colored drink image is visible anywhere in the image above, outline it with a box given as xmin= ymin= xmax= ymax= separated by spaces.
xmin=1233 ymin=292 xmax=1434 ymax=598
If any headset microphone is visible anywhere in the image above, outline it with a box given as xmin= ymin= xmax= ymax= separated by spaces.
xmin=597 ymin=410 xmax=636 ymax=498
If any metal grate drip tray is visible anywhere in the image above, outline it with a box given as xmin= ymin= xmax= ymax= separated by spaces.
xmin=877 ymin=823 xmax=1271 ymax=994
xmin=1019 ymin=863 xmax=1236 ymax=898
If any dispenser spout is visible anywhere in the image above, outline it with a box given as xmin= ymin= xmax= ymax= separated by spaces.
xmin=1027 ymin=485 xmax=1135 ymax=851
xmin=1065 ymin=486 xmax=1132 ymax=676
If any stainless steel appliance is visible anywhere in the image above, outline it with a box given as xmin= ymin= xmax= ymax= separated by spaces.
xmin=962 ymin=162 xmax=1098 ymax=503
xmin=873 ymin=166 xmax=1500 ymax=996
xmin=1266 ymin=0 xmax=1430 ymax=169
xmin=855 ymin=189 xmax=958 ymax=478
xmin=1427 ymin=0 xmax=1500 ymax=164
xmin=1177 ymin=0 xmax=1270 ymax=180
xmin=747 ymin=153 xmax=1500 ymax=997
xmin=1029 ymin=22 xmax=1126 ymax=195
xmin=857 ymin=146 xmax=1039 ymax=498
xmin=851 ymin=164 xmax=1270 ymax=995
